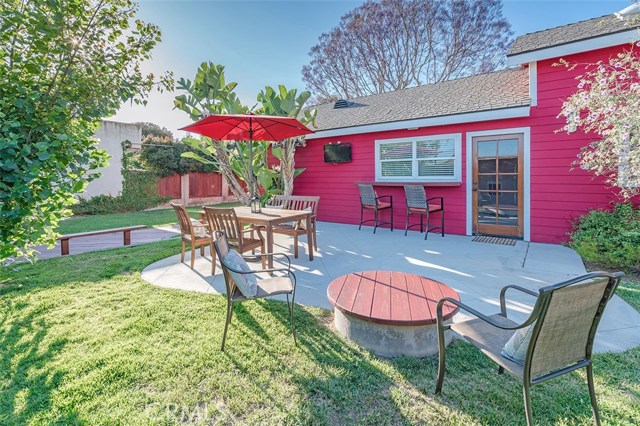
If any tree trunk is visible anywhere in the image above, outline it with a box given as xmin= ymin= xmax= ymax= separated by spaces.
xmin=281 ymin=138 xmax=296 ymax=196
xmin=212 ymin=142 xmax=250 ymax=205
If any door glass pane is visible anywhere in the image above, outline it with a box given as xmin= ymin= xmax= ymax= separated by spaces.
xmin=498 ymin=209 xmax=518 ymax=225
xmin=478 ymin=192 xmax=497 ymax=224
xmin=477 ymin=140 xmax=497 ymax=157
xmin=498 ymin=139 xmax=518 ymax=156
xmin=381 ymin=161 xmax=412 ymax=177
xmin=478 ymin=159 xmax=496 ymax=173
xmin=498 ymin=175 xmax=517 ymax=190
xmin=478 ymin=175 xmax=497 ymax=190
xmin=498 ymin=191 xmax=517 ymax=208
xmin=499 ymin=158 xmax=518 ymax=173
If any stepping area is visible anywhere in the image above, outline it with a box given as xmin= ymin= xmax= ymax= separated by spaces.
xmin=142 ymin=221 xmax=640 ymax=354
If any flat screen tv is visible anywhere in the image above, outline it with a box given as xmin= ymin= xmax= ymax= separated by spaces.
xmin=324 ymin=143 xmax=352 ymax=163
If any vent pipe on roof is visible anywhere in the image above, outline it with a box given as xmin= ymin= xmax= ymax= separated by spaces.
xmin=615 ymin=3 xmax=640 ymax=20
xmin=333 ymin=99 xmax=350 ymax=109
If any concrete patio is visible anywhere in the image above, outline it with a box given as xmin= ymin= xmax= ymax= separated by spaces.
xmin=142 ymin=221 xmax=640 ymax=354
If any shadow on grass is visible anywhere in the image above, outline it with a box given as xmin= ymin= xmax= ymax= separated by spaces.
xmin=0 ymin=302 xmax=80 ymax=425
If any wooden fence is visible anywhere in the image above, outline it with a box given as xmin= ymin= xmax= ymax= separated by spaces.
xmin=157 ymin=172 xmax=235 ymax=206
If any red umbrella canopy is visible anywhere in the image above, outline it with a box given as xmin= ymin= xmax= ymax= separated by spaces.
xmin=180 ymin=113 xmax=314 ymax=141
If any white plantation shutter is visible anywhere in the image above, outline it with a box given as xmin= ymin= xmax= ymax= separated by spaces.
xmin=375 ymin=135 xmax=461 ymax=182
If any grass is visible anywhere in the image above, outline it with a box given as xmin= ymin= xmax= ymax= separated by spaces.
xmin=1 ymin=243 xmax=639 ymax=425
xmin=57 ymin=203 xmax=240 ymax=235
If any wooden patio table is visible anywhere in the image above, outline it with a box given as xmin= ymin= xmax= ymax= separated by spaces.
xmin=201 ymin=206 xmax=313 ymax=269
xmin=327 ymin=271 xmax=460 ymax=357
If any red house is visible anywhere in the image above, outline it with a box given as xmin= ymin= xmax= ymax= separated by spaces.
xmin=293 ymin=13 xmax=639 ymax=244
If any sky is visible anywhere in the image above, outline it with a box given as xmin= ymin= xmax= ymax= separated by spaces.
xmin=110 ymin=0 xmax=634 ymax=136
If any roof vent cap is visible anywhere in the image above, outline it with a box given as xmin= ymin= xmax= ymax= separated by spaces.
xmin=333 ymin=99 xmax=350 ymax=109
xmin=615 ymin=3 xmax=640 ymax=20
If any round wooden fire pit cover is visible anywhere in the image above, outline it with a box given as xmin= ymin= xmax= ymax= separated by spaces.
xmin=327 ymin=271 xmax=460 ymax=326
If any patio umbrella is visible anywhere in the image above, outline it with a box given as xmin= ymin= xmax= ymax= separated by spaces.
xmin=180 ymin=113 xmax=314 ymax=203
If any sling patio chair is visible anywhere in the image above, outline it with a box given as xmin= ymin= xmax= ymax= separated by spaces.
xmin=212 ymin=230 xmax=297 ymax=351
xmin=171 ymin=203 xmax=212 ymax=270
xmin=203 ymin=206 xmax=266 ymax=275
xmin=403 ymin=185 xmax=444 ymax=240
xmin=270 ymin=195 xmax=320 ymax=257
xmin=358 ymin=184 xmax=393 ymax=233
xmin=435 ymin=271 xmax=624 ymax=426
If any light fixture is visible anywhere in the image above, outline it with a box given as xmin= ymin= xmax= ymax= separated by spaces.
xmin=250 ymin=195 xmax=261 ymax=213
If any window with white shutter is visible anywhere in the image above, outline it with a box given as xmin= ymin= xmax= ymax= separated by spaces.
xmin=375 ymin=134 xmax=461 ymax=182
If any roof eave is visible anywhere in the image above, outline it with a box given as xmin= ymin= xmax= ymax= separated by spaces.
xmin=506 ymin=29 xmax=639 ymax=66
xmin=306 ymin=105 xmax=531 ymax=140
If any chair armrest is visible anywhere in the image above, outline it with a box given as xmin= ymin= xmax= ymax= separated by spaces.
xmin=436 ymin=297 xmax=535 ymax=331
xmin=499 ymin=285 xmax=538 ymax=317
xmin=426 ymin=196 xmax=444 ymax=206
xmin=376 ymin=195 xmax=392 ymax=201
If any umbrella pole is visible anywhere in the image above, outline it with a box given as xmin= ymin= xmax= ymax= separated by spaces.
xmin=248 ymin=123 xmax=260 ymax=213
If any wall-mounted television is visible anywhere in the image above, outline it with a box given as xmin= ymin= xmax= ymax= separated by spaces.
xmin=324 ymin=143 xmax=352 ymax=163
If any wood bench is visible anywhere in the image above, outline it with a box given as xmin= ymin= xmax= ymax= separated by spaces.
xmin=58 ymin=225 xmax=147 ymax=255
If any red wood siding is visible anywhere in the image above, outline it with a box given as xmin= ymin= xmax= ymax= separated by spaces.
xmin=293 ymin=43 xmax=637 ymax=244
xmin=158 ymin=174 xmax=181 ymax=198
xmin=529 ymin=45 xmax=630 ymax=243
xmin=294 ymin=118 xmax=529 ymax=238
xmin=189 ymin=172 xmax=222 ymax=197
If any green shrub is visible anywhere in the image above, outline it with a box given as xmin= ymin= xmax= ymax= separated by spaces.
xmin=569 ymin=202 xmax=640 ymax=269
xmin=72 ymin=170 xmax=169 ymax=215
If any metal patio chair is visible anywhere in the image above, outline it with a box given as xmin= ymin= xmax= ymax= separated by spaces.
xmin=212 ymin=230 xmax=297 ymax=351
xmin=358 ymin=184 xmax=393 ymax=233
xmin=403 ymin=185 xmax=444 ymax=240
xmin=435 ymin=271 xmax=624 ymax=426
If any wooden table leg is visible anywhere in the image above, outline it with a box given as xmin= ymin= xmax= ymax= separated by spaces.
xmin=306 ymin=214 xmax=314 ymax=261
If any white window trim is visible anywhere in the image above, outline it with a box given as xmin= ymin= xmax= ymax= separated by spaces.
xmin=465 ymin=127 xmax=531 ymax=241
xmin=374 ymin=133 xmax=462 ymax=183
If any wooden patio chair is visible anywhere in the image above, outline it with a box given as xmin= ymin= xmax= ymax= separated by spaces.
xmin=403 ymin=185 xmax=444 ymax=240
xmin=435 ymin=271 xmax=624 ymax=426
xmin=271 ymin=195 xmax=320 ymax=257
xmin=358 ymin=184 xmax=393 ymax=233
xmin=212 ymin=230 xmax=297 ymax=351
xmin=203 ymin=206 xmax=266 ymax=275
xmin=171 ymin=203 xmax=212 ymax=270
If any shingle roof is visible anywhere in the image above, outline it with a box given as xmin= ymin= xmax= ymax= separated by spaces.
xmin=311 ymin=68 xmax=530 ymax=132
xmin=508 ymin=14 xmax=633 ymax=57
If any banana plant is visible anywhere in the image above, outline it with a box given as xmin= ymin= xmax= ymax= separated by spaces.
xmin=257 ymin=85 xmax=317 ymax=196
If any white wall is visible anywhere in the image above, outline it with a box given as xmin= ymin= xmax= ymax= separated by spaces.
xmin=82 ymin=120 xmax=141 ymax=198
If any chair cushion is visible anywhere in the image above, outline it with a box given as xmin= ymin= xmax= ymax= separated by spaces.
xmin=222 ymin=250 xmax=258 ymax=298
xmin=501 ymin=324 xmax=535 ymax=365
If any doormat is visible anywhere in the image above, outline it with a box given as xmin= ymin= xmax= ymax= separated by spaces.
xmin=472 ymin=235 xmax=517 ymax=246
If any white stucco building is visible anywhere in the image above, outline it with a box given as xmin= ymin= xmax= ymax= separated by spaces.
xmin=82 ymin=120 xmax=141 ymax=198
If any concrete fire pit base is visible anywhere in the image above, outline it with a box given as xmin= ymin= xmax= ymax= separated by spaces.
xmin=334 ymin=309 xmax=453 ymax=358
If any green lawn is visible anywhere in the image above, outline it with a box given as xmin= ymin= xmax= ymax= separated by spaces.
xmin=1 ymin=242 xmax=639 ymax=425
xmin=57 ymin=203 xmax=240 ymax=235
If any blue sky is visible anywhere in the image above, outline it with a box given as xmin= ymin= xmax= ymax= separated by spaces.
xmin=111 ymin=0 xmax=633 ymax=135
